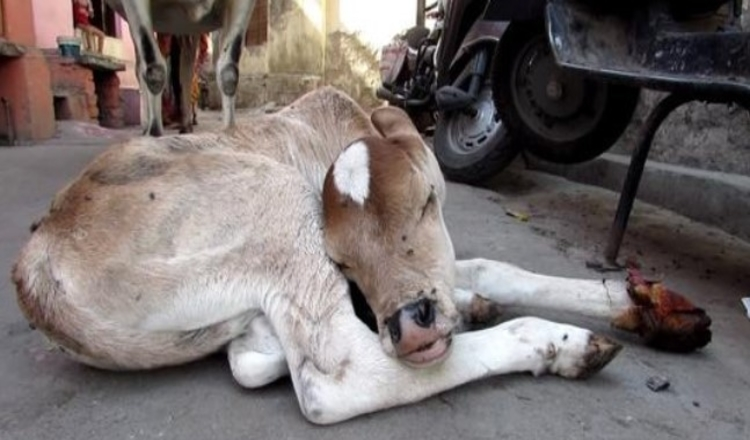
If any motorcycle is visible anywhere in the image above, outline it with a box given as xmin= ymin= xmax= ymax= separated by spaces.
xmin=381 ymin=0 xmax=749 ymax=183
xmin=377 ymin=0 xmax=520 ymax=184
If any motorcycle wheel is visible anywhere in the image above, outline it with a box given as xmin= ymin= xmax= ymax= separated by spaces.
xmin=434 ymin=51 xmax=520 ymax=184
xmin=491 ymin=23 xmax=640 ymax=164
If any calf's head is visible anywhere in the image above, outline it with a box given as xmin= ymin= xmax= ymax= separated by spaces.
xmin=322 ymin=107 xmax=459 ymax=368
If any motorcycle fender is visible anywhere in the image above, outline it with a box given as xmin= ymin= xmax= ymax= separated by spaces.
xmin=484 ymin=0 xmax=546 ymax=21
xmin=448 ymin=21 xmax=508 ymax=76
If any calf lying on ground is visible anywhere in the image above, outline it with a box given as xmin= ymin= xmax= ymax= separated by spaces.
xmin=13 ymin=87 xmax=711 ymax=424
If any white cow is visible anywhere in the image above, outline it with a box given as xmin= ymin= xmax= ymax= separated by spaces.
xmin=105 ymin=0 xmax=257 ymax=136
xmin=13 ymin=88 xmax=711 ymax=424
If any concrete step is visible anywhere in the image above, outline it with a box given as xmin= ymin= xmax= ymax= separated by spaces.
xmin=525 ymin=152 xmax=750 ymax=243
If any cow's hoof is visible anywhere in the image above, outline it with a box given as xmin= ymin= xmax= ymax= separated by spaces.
xmin=612 ymin=268 xmax=712 ymax=353
xmin=144 ymin=125 xmax=163 ymax=137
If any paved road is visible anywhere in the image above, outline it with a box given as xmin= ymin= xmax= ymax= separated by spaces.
xmin=1 ymin=131 xmax=749 ymax=440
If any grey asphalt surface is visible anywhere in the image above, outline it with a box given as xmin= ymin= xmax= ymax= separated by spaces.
xmin=1 ymin=128 xmax=749 ymax=440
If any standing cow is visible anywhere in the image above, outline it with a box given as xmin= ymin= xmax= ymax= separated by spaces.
xmin=105 ymin=0 xmax=257 ymax=136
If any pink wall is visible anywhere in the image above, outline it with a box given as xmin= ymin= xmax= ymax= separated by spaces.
xmin=117 ymin=17 xmax=139 ymax=89
xmin=32 ymin=0 xmax=74 ymax=48
xmin=29 ymin=0 xmax=138 ymax=89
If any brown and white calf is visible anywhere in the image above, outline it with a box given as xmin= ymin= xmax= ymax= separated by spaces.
xmin=13 ymin=87 xmax=711 ymax=424
xmin=105 ymin=0 xmax=257 ymax=136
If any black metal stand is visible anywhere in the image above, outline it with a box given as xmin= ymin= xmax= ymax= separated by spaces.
xmin=603 ymin=93 xmax=694 ymax=265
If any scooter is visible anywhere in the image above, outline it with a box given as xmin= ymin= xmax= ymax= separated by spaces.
xmin=461 ymin=0 xmax=749 ymax=263
xmin=378 ymin=0 xmax=520 ymax=184
xmin=481 ymin=0 xmax=748 ymax=165
xmin=383 ymin=0 xmax=749 ymax=185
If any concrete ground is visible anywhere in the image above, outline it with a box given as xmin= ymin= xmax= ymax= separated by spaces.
xmin=1 ymin=119 xmax=750 ymax=440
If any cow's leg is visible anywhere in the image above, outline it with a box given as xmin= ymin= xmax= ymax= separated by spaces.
xmin=120 ymin=0 xmax=166 ymax=136
xmin=177 ymin=35 xmax=199 ymax=134
xmin=228 ymin=314 xmax=289 ymax=388
xmin=269 ymin=295 xmax=619 ymax=425
xmin=215 ymin=0 xmax=256 ymax=129
xmin=454 ymin=259 xmax=712 ymax=352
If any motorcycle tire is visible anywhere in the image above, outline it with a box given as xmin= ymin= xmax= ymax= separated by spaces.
xmin=491 ymin=22 xmax=640 ymax=164
xmin=434 ymin=48 xmax=521 ymax=185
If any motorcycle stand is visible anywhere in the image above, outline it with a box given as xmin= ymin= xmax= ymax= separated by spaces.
xmin=588 ymin=92 xmax=742 ymax=272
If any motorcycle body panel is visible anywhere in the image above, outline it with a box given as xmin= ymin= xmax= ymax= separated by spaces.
xmin=545 ymin=0 xmax=750 ymax=97
xmin=447 ymin=21 xmax=508 ymax=78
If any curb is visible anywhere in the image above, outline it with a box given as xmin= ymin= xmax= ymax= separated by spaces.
xmin=526 ymin=153 xmax=750 ymax=243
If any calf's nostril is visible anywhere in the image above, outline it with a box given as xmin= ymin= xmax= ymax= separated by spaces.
xmin=413 ymin=298 xmax=435 ymax=328
xmin=386 ymin=313 xmax=402 ymax=344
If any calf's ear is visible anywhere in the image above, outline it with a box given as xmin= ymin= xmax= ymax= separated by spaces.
xmin=370 ymin=107 xmax=420 ymax=140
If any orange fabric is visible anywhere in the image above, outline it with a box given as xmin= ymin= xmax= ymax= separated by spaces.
xmin=157 ymin=33 xmax=210 ymax=122
xmin=197 ymin=33 xmax=209 ymax=66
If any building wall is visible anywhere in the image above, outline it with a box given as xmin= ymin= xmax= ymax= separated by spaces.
xmin=31 ymin=0 xmax=138 ymax=89
xmin=268 ymin=0 xmax=325 ymax=74
xmin=334 ymin=0 xmax=415 ymax=49
xmin=116 ymin=21 xmax=138 ymax=89
xmin=32 ymin=0 xmax=74 ymax=48
xmin=226 ymin=0 xmax=417 ymax=109
xmin=0 ymin=0 xmax=55 ymax=142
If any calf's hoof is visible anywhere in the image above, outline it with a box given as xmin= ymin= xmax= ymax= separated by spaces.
xmin=517 ymin=318 xmax=622 ymax=379
xmin=557 ymin=334 xmax=623 ymax=380
xmin=462 ymin=294 xmax=504 ymax=329
xmin=612 ymin=268 xmax=712 ymax=353
xmin=578 ymin=334 xmax=623 ymax=379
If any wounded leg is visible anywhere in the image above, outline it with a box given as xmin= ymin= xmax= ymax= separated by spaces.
xmin=455 ymin=259 xmax=711 ymax=352
xmin=228 ymin=314 xmax=289 ymax=388
xmin=613 ymin=268 xmax=712 ymax=353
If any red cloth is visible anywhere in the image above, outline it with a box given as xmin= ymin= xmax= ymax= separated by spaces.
xmin=197 ymin=34 xmax=209 ymax=66
xmin=157 ymin=34 xmax=173 ymax=57
xmin=72 ymin=2 xmax=90 ymax=27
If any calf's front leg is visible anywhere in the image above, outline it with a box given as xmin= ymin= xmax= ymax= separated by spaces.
xmin=228 ymin=314 xmax=289 ymax=388
xmin=273 ymin=306 xmax=619 ymax=425
xmin=455 ymin=259 xmax=712 ymax=352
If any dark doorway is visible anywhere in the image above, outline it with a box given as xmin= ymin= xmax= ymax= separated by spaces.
xmin=89 ymin=0 xmax=119 ymax=37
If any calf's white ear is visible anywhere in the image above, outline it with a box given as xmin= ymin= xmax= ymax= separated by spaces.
xmin=370 ymin=107 xmax=420 ymax=140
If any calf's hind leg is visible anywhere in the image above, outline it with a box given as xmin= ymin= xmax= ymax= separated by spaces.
xmin=228 ymin=314 xmax=289 ymax=388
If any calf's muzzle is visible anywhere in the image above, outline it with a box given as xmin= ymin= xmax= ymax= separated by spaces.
xmin=385 ymin=298 xmax=452 ymax=367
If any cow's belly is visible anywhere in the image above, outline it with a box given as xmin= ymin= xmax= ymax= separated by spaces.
xmin=106 ymin=0 xmax=225 ymax=34
xmin=150 ymin=2 xmax=224 ymax=34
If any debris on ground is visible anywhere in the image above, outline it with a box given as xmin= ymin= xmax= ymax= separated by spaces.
xmin=505 ymin=209 xmax=530 ymax=222
xmin=742 ymin=297 xmax=750 ymax=320
xmin=646 ymin=375 xmax=671 ymax=392
xmin=585 ymin=260 xmax=623 ymax=273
